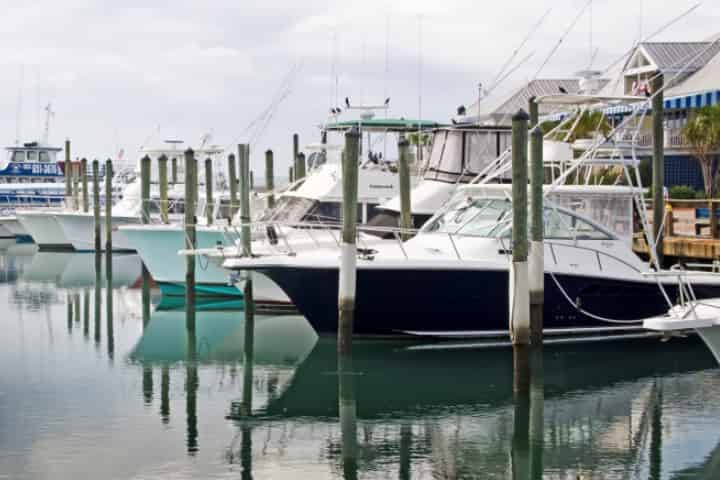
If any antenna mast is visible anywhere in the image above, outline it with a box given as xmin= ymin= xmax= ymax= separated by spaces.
xmin=41 ymin=103 xmax=54 ymax=145
xmin=15 ymin=66 xmax=24 ymax=145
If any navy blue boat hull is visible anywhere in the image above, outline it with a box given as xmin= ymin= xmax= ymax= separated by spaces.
xmin=256 ymin=266 xmax=720 ymax=335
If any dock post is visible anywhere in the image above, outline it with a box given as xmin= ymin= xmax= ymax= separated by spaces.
xmin=296 ymin=152 xmax=306 ymax=180
xmin=171 ymin=157 xmax=178 ymax=185
xmin=184 ymin=149 xmax=197 ymax=319
xmin=228 ymin=153 xmax=238 ymax=221
xmin=72 ymin=160 xmax=80 ymax=211
xmin=250 ymin=170 xmax=254 ymax=191
xmin=265 ymin=150 xmax=275 ymax=209
xmin=338 ymin=127 xmax=360 ymax=355
xmin=81 ymin=158 xmax=89 ymax=213
xmin=292 ymin=133 xmax=301 ymax=180
xmin=140 ymin=155 xmax=151 ymax=225
xmin=398 ymin=136 xmax=412 ymax=240
xmin=289 ymin=166 xmax=294 ymax=184
xmin=652 ymin=74 xmax=666 ymax=262
xmin=239 ymin=144 xmax=252 ymax=257
xmin=104 ymin=159 xmax=113 ymax=253
xmin=158 ymin=154 xmax=169 ymax=224
xmin=510 ymin=109 xmax=530 ymax=346
xmin=64 ymin=139 xmax=72 ymax=207
xmin=205 ymin=157 xmax=214 ymax=226
xmin=529 ymin=97 xmax=544 ymax=345
xmin=92 ymin=160 xmax=101 ymax=252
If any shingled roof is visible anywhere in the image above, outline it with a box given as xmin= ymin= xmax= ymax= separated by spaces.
xmin=632 ymin=42 xmax=720 ymax=73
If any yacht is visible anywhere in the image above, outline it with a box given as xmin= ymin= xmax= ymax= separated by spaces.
xmin=223 ymin=184 xmax=720 ymax=337
xmin=121 ymin=117 xmax=434 ymax=299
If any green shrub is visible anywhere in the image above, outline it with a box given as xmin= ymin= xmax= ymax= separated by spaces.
xmin=669 ymin=185 xmax=697 ymax=199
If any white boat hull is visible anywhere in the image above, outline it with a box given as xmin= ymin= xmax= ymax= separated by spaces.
xmin=121 ymin=224 xmax=290 ymax=303
xmin=0 ymin=216 xmax=27 ymax=236
xmin=17 ymin=210 xmax=73 ymax=249
xmin=55 ymin=212 xmax=139 ymax=252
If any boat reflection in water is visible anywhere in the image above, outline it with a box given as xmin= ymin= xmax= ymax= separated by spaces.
xmin=22 ymin=252 xmax=142 ymax=288
xmin=226 ymin=337 xmax=720 ymax=479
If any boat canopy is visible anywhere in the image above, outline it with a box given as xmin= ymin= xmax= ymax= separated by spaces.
xmin=535 ymin=94 xmax=647 ymax=106
xmin=324 ymin=118 xmax=443 ymax=132
xmin=423 ymin=127 xmax=511 ymax=184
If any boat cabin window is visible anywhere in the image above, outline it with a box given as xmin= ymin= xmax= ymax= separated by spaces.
xmin=422 ymin=197 xmax=613 ymax=240
xmin=39 ymin=151 xmax=50 ymax=162
xmin=27 ymin=151 xmax=38 ymax=162
xmin=11 ymin=151 xmax=25 ymax=162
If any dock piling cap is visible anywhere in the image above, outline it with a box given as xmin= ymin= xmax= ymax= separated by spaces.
xmin=346 ymin=126 xmax=361 ymax=138
xmin=513 ymin=109 xmax=530 ymax=122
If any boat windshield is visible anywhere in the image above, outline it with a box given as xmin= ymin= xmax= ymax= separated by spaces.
xmin=422 ymin=197 xmax=614 ymax=240
xmin=259 ymin=196 xmax=316 ymax=223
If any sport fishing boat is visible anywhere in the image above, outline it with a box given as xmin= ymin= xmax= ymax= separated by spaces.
xmin=121 ymin=116 xmax=437 ymax=299
xmin=223 ymin=184 xmax=720 ymax=337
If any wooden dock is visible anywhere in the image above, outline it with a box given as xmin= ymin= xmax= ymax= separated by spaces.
xmin=633 ymin=234 xmax=720 ymax=261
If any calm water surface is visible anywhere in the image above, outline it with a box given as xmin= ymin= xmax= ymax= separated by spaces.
xmin=1 ymin=244 xmax=720 ymax=479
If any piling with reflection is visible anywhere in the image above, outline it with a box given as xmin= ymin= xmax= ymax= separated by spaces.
xmin=239 ymin=142 xmax=255 ymax=417
xmin=228 ymin=153 xmax=238 ymax=221
xmin=529 ymin=97 xmax=544 ymax=344
xmin=338 ymin=127 xmax=360 ymax=354
xmin=64 ymin=139 xmax=72 ymax=205
xmin=184 ymin=149 xmax=197 ymax=320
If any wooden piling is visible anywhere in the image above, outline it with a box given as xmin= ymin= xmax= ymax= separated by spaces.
xmin=158 ymin=154 xmax=169 ymax=224
xmin=397 ymin=136 xmax=412 ymax=240
xmin=171 ymin=157 xmax=178 ymax=185
xmin=250 ymin=170 xmax=254 ymax=191
xmin=338 ymin=127 xmax=360 ymax=355
xmin=105 ymin=159 xmax=113 ymax=253
xmin=652 ymin=75 xmax=666 ymax=262
xmin=184 ymin=149 xmax=197 ymax=316
xmin=228 ymin=153 xmax=238 ymax=221
xmin=205 ymin=157 xmax=214 ymax=226
xmin=239 ymin=144 xmax=252 ymax=257
xmin=289 ymin=166 xmax=294 ymax=184
xmin=292 ymin=133 xmax=300 ymax=180
xmin=72 ymin=160 xmax=80 ymax=211
xmin=92 ymin=160 xmax=101 ymax=252
xmin=510 ymin=110 xmax=530 ymax=345
xmin=140 ymin=155 xmax=151 ymax=225
xmin=529 ymin=97 xmax=544 ymax=344
xmin=265 ymin=150 xmax=275 ymax=210
xmin=81 ymin=158 xmax=89 ymax=213
xmin=296 ymin=152 xmax=306 ymax=180
xmin=64 ymin=139 xmax=72 ymax=206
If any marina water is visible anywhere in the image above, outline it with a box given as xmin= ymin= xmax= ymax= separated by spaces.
xmin=2 ymin=245 xmax=720 ymax=479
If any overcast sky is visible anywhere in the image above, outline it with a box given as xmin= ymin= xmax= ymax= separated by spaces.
xmin=1 ymin=0 xmax=719 ymax=176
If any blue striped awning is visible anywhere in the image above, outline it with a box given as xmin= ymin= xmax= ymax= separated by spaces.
xmin=663 ymin=89 xmax=720 ymax=110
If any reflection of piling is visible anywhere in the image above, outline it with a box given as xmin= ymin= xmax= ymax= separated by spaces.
xmin=93 ymin=160 xmax=101 ymax=252
xmin=398 ymin=136 xmax=412 ymax=240
xmin=205 ymin=158 xmax=214 ymax=226
xmin=649 ymin=381 xmax=663 ymax=480
xmin=67 ymin=292 xmax=73 ymax=333
xmin=228 ymin=153 xmax=238 ymax=221
xmin=106 ymin=265 xmax=114 ymax=362
xmin=158 ymin=154 xmax=169 ymax=224
xmin=338 ymin=353 xmax=358 ymax=480
xmin=105 ymin=160 xmax=113 ymax=253
xmin=186 ymin=363 xmax=199 ymax=456
xmin=143 ymin=365 xmax=153 ymax=406
xmin=510 ymin=110 xmax=530 ymax=345
xmin=511 ymin=346 xmax=531 ymax=479
xmin=240 ymin=423 xmax=253 ymax=479
xmin=529 ymin=97 xmax=544 ymax=344
xmin=338 ymin=128 xmax=360 ymax=355
xmin=74 ymin=293 xmax=80 ymax=324
xmin=399 ymin=423 xmax=411 ymax=480
xmin=81 ymin=158 xmax=89 ymax=213
xmin=184 ymin=149 xmax=197 ymax=322
xmin=160 ymin=366 xmax=170 ymax=424
xmin=94 ymin=252 xmax=101 ymax=346
xmin=265 ymin=150 xmax=275 ymax=210
xmin=83 ymin=290 xmax=90 ymax=338
xmin=529 ymin=348 xmax=544 ymax=479
xmin=142 ymin=265 xmax=151 ymax=329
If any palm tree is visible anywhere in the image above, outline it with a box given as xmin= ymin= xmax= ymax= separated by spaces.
xmin=683 ymin=105 xmax=720 ymax=198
